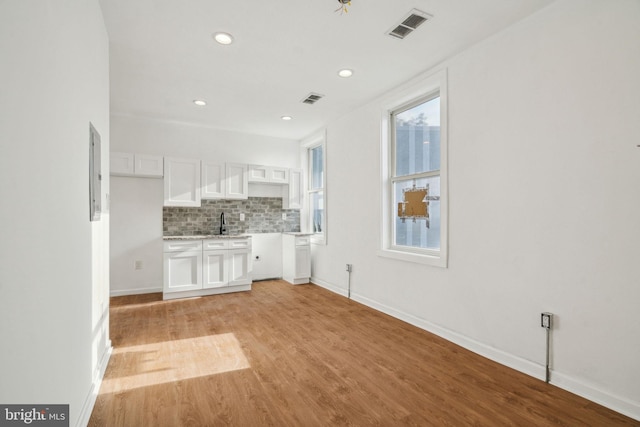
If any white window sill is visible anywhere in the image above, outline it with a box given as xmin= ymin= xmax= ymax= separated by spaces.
xmin=377 ymin=248 xmax=447 ymax=268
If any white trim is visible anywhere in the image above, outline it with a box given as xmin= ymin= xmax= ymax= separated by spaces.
xmin=551 ymin=372 xmax=640 ymax=422
xmin=380 ymin=68 xmax=449 ymax=268
xmin=377 ymin=248 xmax=447 ymax=267
xmin=308 ymin=278 xmax=639 ymax=422
xmin=310 ymin=276 xmax=348 ymax=297
xmin=110 ymin=286 xmax=162 ymax=297
xmin=350 ymin=292 xmax=543 ymax=380
xmin=162 ymin=284 xmax=251 ymax=300
xmin=76 ymin=320 xmax=112 ymax=427
xmin=301 ymin=130 xmax=327 ymax=245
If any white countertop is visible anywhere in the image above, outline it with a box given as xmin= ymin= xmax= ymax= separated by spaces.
xmin=163 ymin=234 xmax=250 ymax=241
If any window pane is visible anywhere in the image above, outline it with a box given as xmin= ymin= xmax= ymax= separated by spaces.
xmin=395 ymin=96 xmax=440 ymax=176
xmin=394 ymin=176 xmax=440 ymax=250
xmin=311 ymin=191 xmax=324 ymax=234
xmin=311 ymin=146 xmax=323 ymax=190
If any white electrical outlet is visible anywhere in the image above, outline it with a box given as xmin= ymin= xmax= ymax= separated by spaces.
xmin=282 ymin=213 xmax=287 ymax=220
xmin=240 ymin=213 xmax=245 ymax=221
xmin=541 ymin=312 xmax=553 ymax=329
xmin=134 ymin=260 xmax=143 ymax=270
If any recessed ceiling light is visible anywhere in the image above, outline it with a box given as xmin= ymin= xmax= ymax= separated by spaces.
xmin=338 ymin=69 xmax=354 ymax=78
xmin=193 ymin=99 xmax=207 ymax=106
xmin=281 ymin=116 xmax=292 ymax=121
xmin=213 ymin=32 xmax=234 ymax=45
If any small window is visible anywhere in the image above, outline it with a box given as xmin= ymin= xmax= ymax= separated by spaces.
xmin=310 ymin=144 xmax=324 ymax=233
xmin=304 ymin=133 xmax=326 ymax=244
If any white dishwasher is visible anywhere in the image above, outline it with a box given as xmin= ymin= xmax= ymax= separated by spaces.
xmin=282 ymin=233 xmax=311 ymax=285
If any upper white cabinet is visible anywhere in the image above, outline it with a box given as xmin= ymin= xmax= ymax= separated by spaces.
xmin=164 ymin=157 xmax=201 ymax=207
xmin=284 ymin=168 xmax=303 ymax=210
xmin=201 ymin=162 xmax=248 ymax=200
xmin=111 ymin=152 xmax=163 ymax=178
xmin=201 ymin=162 xmax=225 ymax=199
xmin=225 ymin=163 xmax=249 ymax=199
xmin=248 ymin=165 xmax=289 ymax=184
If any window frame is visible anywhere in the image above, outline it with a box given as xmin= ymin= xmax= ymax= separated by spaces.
xmin=302 ymin=131 xmax=327 ymax=245
xmin=379 ymin=69 xmax=448 ymax=267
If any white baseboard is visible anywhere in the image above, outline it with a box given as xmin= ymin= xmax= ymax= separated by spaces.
xmin=76 ymin=339 xmax=112 ymax=426
xmin=311 ymin=278 xmax=640 ymax=422
xmin=350 ymin=291 xmax=545 ymax=380
xmin=310 ymin=276 xmax=348 ymax=297
xmin=551 ymin=371 xmax=640 ymax=422
xmin=110 ymin=286 xmax=162 ymax=297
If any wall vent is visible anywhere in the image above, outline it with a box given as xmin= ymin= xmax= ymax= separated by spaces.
xmin=301 ymin=93 xmax=324 ymax=105
xmin=387 ymin=9 xmax=432 ymax=40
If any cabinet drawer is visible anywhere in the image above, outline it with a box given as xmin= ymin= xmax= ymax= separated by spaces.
xmin=229 ymin=238 xmax=251 ymax=249
xmin=295 ymin=236 xmax=311 ymax=246
xmin=203 ymin=239 xmax=229 ymax=250
xmin=164 ymin=240 xmax=203 ymax=252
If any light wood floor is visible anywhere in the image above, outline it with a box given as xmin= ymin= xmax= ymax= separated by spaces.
xmin=90 ymin=280 xmax=637 ymax=426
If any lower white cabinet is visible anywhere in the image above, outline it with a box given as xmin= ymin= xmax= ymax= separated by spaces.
xmin=164 ymin=237 xmax=252 ymax=299
xmin=163 ymin=240 xmax=203 ymax=293
xmin=282 ymin=233 xmax=311 ymax=285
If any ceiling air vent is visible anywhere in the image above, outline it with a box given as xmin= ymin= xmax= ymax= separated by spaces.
xmin=301 ymin=93 xmax=324 ymax=105
xmin=387 ymin=9 xmax=432 ymax=40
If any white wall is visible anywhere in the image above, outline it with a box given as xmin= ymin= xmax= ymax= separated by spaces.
xmin=111 ymin=114 xmax=300 ymax=165
xmin=0 ymin=1 xmax=111 ymax=426
xmin=110 ymin=176 xmax=164 ymax=296
xmin=109 ymin=116 xmax=300 ymax=295
xmin=310 ymin=0 xmax=640 ymax=419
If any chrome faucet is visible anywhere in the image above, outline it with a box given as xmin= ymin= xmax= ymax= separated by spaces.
xmin=219 ymin=212 xmax=227 ymax=235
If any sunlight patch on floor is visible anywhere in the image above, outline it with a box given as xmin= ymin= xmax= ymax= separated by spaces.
xmin=100 ymin=333 xmax=250 ymax=393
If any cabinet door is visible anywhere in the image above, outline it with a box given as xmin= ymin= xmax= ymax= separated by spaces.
xmin=203 ymin=250 xmax=228 ymax=288
xmin=164 ymin=250 xmax=202 ymax=293
xmin=294 ymin=245 xmax=311 ymax=278
xmin=135 ymin=154 xmax=163 ymax=177
xmin=201 ymin=162 xmax=225 ymax=199
xmin=164 ymin=157 xmax=201 ymax=207
xmin=228 ymin=249 xmax=252 ymax=285
xmin=269 ymin=167 xmax=289 ymax=184
xmin=247 ymin=165 xmax=269 ymax=182
xmin=110 ymin=152 xmax=134 ymax=176
xmin=225 ymin=163 xmax=248 ymax=200
xmin=285 ymin=168 xmax=303 ymax=209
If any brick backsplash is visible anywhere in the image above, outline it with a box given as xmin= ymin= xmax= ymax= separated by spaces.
xmin=163 ymin=197 xmax=300 ymax=236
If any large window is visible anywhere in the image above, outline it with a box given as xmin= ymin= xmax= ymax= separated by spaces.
xmin=381 ymin=70 xmax=447 ymax=266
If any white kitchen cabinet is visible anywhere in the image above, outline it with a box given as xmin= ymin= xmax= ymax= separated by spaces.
xmin=248 ymin=165 xmax=289 ymax=184
xmin=164 ymin=157 xmax=201 ymax=207
xmin=163 ymin=240 xmax=203 ymax=293
xmin=283 ymin=168 xmax=303 ymax=210
xmin=164 ymin=237 xmax=252 ymax=299
xmin=201 ymin=162 xmax=248 ymax=200
xmin=225 ymin=163 xmax=249 ymax=199
xmin=203 ymin=239 xmax=228 ymax=289
xmin=282 ymin=233 xmax=311 ymax=285
xmin=111 ymin=152 xmax=164 ymax=178
xmin=201 ymin=162 xmax=225 ymax=199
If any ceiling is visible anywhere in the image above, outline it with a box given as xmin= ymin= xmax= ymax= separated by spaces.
xmin=100 ymin=0 xmax=554 ymax=141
